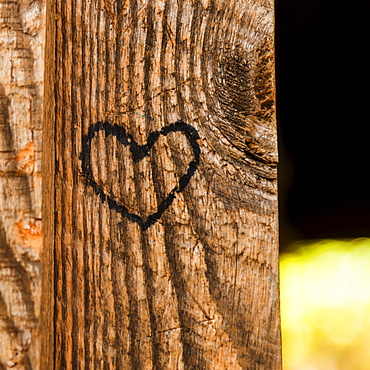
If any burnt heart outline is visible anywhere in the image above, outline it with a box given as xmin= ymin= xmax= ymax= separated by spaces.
xmin=80 ymin=120 xmax=200 ymax=230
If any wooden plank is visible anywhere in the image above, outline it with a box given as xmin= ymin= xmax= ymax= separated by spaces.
xmin=0 ymin=0 xmax=45 ymax=368
xmin=43 ymin=0 xmax=281 ymax=368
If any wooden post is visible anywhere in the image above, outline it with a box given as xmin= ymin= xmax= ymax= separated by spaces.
xmin=2 ymin=0 xmax=281 ymax=368
xmin=0 ymin=0 xmax=44 ymax=368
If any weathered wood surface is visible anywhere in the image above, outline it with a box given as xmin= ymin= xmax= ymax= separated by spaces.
xmin=44 ymin=0 xmax=281 ymax=368
xmin=0 ymin=0 xmax=45 ymax=368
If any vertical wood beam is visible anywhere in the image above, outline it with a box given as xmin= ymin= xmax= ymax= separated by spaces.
xmin=43 ymin=0 xmax=281 ymax=368
xmin=0 ymin=0 xmax=45 ymax=368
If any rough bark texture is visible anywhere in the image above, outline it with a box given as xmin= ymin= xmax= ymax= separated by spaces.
xmin=0 ymin=0 xmax=45 ymax=368
xmin=43 ymin=0 xmax=281 ymax=368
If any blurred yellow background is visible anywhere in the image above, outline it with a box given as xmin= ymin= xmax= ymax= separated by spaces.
xmin=280 ymin=238 xmax=370 ymax=369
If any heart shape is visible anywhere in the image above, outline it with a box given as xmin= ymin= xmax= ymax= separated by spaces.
xmin=80 ymin=120 xmax=200 ymax=230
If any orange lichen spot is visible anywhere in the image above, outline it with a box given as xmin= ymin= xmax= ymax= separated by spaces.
xmin=13 ymin=141 xmax=35 ymax=173
xmin=13 ymin=218 xmax=42 ymax=255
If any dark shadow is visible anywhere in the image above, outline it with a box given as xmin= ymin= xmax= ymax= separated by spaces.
xmin=275 ymin=0 xmax=370 ymax=251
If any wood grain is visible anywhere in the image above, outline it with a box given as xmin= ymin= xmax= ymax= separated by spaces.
xmin=0 ymin=0 xmax=45 ymax=368
xmin=43 ymin=0 xmax=281 ymax=368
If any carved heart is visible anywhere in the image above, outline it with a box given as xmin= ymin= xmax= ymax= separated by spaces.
xmin=80 ymin=120 xmax=200 ymax=230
